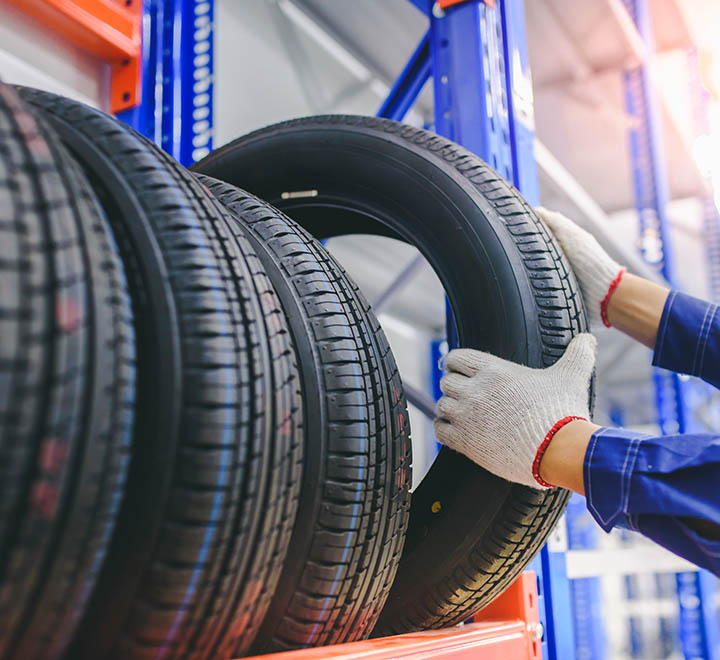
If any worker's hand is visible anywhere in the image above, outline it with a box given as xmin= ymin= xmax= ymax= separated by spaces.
xmin=434 ymin=333 xmax=596 ymax=489
xmin=535 ymin=207 xmax=625 ymax=328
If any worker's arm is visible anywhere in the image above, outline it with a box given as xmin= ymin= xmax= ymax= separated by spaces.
xmin=604 ymin=272 xmax=668 ymax=349
xmin=537 ymin=207 xmax=720 ymax=389
xmin=435 ymin=335 xmax=720 ymax=577
xmin=542 ymin=418 xmax=720 ymax=575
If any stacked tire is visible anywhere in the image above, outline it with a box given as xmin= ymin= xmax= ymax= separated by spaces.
xmin=0 ymin=82 xmax=588 ymax=660
xmin=193 ymin=116 xmax=590 ymax=635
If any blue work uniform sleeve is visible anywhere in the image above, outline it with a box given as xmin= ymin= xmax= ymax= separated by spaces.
xmin=653 ymin=291 xmax=720 ymax=389
xmin=584 ymin=427 xmax=720 ymax=577
xmin=584 ymin=290 xmax=720 ymax=575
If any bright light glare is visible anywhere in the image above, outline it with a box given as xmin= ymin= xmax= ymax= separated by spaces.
xmin=692 ymin=134 xmax=713 ymax=178
xmin=693 ymin=52 xmax=720 ymax=214
xmin=693 ymin=105 xmax=720 ymax=213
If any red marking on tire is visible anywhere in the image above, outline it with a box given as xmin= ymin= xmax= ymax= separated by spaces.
xmin=55 ymin=297 xmax=82 ymax=333
xmin=396 ymin=412 xmax=405 ymax=433
xmin=16 ymin=112 xmax=51 ymax=157
xmin=31 ymin=480 xmax=60 ymax=519
xmin=262 ymin=292 xmax=282 ymax=332
xmin=39 ymin=437 xmax=68 ymax=475
xmin=280 ymin=416 xmax=293 ymax=437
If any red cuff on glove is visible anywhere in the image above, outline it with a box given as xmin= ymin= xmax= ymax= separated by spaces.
xmin=600 ymin=269 xmax=626 ymax=328
xmin=532 ymin=415 xmax=588 ymax=488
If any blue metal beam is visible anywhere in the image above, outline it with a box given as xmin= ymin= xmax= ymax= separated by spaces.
xmin=622 ymin=0 xmax=690 ymax=447
xmin=622 ymin=2 xmax=719 ymax=658
xmin=429 ymin=0 xmax=513 ymax=180
xmin=425 ymin=2 xmax=574 ymax=658
xmin=408 ymin=0 xmax=431 ymax=14
xmin=116 ymin=0 xmax=162 ymax=141
xmin=117 ymin=0 xmax=213 ymax=167
xmin=377 ymin=31 xmax=430 ymax=121
xmin=162 ymin=0 xmax=214 ymax=166
xmin=566 ymin=495 xmax=606 ymax=660
xmin=675 ymin=571 xmax=720 ymax=660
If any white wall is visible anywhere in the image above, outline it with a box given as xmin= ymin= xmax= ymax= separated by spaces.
xmin=0 ymin=3 xmax=107 ymax=108
xmin=214 ymin=0 xmax=389 ymax=148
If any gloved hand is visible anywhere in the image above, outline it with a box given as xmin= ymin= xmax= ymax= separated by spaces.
xmin=434 ymin=333 xmax=596 ymax=489
xmin=535 ymin=207 xmax=625 ymax=328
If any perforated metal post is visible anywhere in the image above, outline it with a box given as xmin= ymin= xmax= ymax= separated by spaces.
xmin=117 ymin=0 xmax=213 ymax=166
xmin=622 ymin=0 xmax=688 ymax=437
xmin=425 ymin=1 xmax=573 ymax=657
xmin=382 ymin=2 xmax=581 ymax=654
xmin=622 ymin=2 xmax=719 ymax=658
xmin=429 ymin=0 xmax=513 ymax=180
xmin=160 ymin=0 xmax=214 ymax=166
xmin=117 ymin=0 xmax=163 ymax=141
xmin=566 ymin=495 xmax=606 ymax=660
xmin=429 ymin=0 xmax=514 ymax=350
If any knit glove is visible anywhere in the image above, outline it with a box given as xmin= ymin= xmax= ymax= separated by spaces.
xmin=434 ymin=333 xmax=596 ymax=489
xmin=535 ymin=207 xmax=625 ymax=328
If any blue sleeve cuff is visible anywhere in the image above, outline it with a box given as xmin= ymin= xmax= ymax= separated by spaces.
xmin=653 ymin=291 xmax=720 ymax=389
xmin=584 ymin=426 xmax=720 ymax=577
xmin=583 ymin=427 xmax=652 ymax=533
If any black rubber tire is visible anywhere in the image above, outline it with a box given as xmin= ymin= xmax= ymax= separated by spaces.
xmin=195 ymin=174 xmax=412 ymax=652
xmin=193 ymin=115 xmax=590 ymax=634
xmin=0 ymin=84 xmax=136 ymax=660
xmin=18 ymin=88 xmax=303 ymax=660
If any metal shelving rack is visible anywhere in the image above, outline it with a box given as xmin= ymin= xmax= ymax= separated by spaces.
xmin=6 ymin=0 xmax=143 ymax=113
xmin=10 ymin=0 xmax=720 ymax=658
xmin=378 ymin=2 xmax=574 ymax=658
xmin=622 ymin=2 xmax=720 ymax=658
xmin=116 ymin=0 xmax=214 ymax=166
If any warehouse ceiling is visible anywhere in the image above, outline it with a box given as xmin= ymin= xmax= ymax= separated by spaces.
xmin=293 ymin=0 xmax=708 ymax=213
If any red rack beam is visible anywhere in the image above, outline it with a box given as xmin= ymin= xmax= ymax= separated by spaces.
xmin=7 ymin=0 xmax=142 ymax=113
xmin=438 ymin=0 xmax=495 ymax=9
xmin=242 ymin=572 xmax=542 ymax=660
xmin=242 ymin=622 xmax=529 ymax=660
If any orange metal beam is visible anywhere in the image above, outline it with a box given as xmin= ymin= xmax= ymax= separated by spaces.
xmin=8 ymin=0 xmax=142 ymax=113
xmin=241 ymin=572 xmax=541 ymax=660
xmin=474 ymin=571 xmax=542 ymax=660
xmin=438 ymin=0 xmax=496 ymax=9
xmin=241 ymin=621 xmax=530 ymax=660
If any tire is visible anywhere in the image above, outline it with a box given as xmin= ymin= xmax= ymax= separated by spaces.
xmin=195 ymin=174 xmax=412 ymax=652
xmin=0 ymin=84 xmax=136 ymax=660
xmin=18 ymin=87 xmax=303 ymax=660
xmin=192 ymin=115 xmax=590 ymax=633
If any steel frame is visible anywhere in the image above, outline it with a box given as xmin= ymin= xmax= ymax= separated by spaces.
xmin=243 ymin=572 xmax=543 ymax=660
xmin=18 ymin=0 xmax=720 ymax=658
xmin=115 ymin=0 xmax=214 ymax=167
xmin=376 ymin=31 xmax=430 ymax=121
xmin=566 ymin=495 xmax=606 ymax=660
xmin=380 ymin=2 xmax=573 ymax=659
xmin=622 ymin=1 xmax=720 ymax=658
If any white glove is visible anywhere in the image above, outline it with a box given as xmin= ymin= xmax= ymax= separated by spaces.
xmin=536 ymin=207 xmax=625 ymax=328
xmin=434 ymin=334 xmax=596 ymax=489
